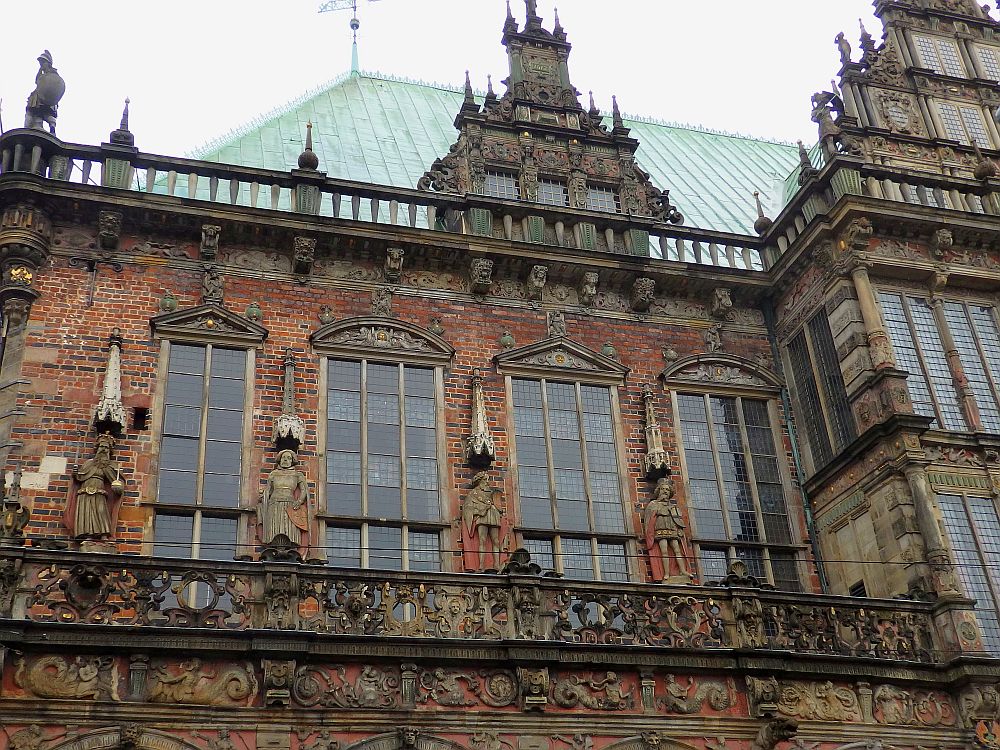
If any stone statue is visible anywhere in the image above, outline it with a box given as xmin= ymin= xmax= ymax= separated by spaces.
xmin=548 ymin=311 xmax=567 ymax=337
xmin=463 ymin=471 xmax=504 ymax=570
xmin=835 ymin=32 xmax=852 ymax=65
xmin=259 ymin=450 xmax=310 ymax=560
xmin=643 ymin=477 xmax=690 ymax=582
xmin=24 ymin=51 xmax=65 ymax=134
xmin=203 ymin=266 xmax=224 ymax=304
xmin=69 ymin=433 xmax=124 ymax=540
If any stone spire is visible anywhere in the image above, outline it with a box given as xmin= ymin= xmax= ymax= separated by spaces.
xmin=611 ymin=95 xmax=629 ymax=136
xmin=460 ymin=71 xmax=479 ymax=115
xmin=553 ymin=7 xmax=566 ymax=40
xmin=94 ymin=328 xmax=127 ymax=435
xmin=504 ymin=0 xmax=518 ymax=33
xmin=642 ymin=385 xmax=670 ymax=479
xmin=109 ymin=98 xmax=134 ymax=147
xmin=297 ymin=121 xmax=320 ymax=171
xmin=485 ymin=75 xmax=497 ymax=107
xmin=797 ymin=141 xmax=820 ymax=185
xmin=273 ymin=348 xmax=306 ymax=451
xmin=466 ymin=368 xmax=496 ymax=467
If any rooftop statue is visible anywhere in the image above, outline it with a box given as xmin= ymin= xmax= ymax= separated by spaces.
xmin=24 ymin=50 xmax=65 ymax=134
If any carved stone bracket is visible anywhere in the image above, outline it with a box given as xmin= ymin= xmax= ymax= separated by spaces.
xmin=385 ymin=247 xmax=404 ymax=283
xmin=200 ymin=224 xmax=221 ymax=261
xmin=527 ymin=265 xmax=548 ymax=301
xmin=94 ymin=328 xmax=128 ymax=435
xmin=641 ymin=385 xmax=670 ymax=479
xmin=274 ymin=348 xmax=305 ymax=451
xmin=631 ymin=277 xmax=655 ymax=312
xmin=294 ymin=236 xmax=317 ymax=276
xmin=98 ymin=210 xmax=122 ymax=252
xmin=470 ymin=258 xmax=494 ymax=295
xmin=466 ymin=368 xmax=496 ymax=467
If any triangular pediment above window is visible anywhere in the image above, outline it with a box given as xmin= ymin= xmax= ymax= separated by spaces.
xmin=494 ymin=337 xmax=629 ymax=385
xmin=661 ymin=354 xmax=782 ymax=393
xmin=310 ymin=317 xmax=455 ymax=366
xmin=150 ymin=304 xmax=268 ymax=346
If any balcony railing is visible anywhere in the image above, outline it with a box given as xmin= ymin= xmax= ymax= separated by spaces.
xmin=0 ymin=548 xmax=940 ymax=663
xmin=0 ymin=128 xmax=765 ymax=271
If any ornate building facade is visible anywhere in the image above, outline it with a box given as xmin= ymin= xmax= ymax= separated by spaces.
xmin=2 ymin=3 xmax=1000 ymax=750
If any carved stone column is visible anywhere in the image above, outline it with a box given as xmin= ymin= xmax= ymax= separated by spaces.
xmin=847 ymin=259 xmax=895 ymax=370
xmin=0 ymin=203 xmax=50 ymax=459
xmin=902 ymin=463 xmax=962 ymax=599
xmin=929 ymin=289 xmax=981 ymax=431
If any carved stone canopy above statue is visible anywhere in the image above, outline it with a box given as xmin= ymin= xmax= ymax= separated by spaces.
xmin=495 ymin=334 xmax=629 ymax=385
xmin=311 ymin=316 xmax=454 ymax=367
xmin=150 ymin=303 xmax=268 ymax=347
xmin=661 ymin=354 xmax=782 ymax=395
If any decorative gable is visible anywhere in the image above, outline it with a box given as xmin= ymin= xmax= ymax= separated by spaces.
xmin=495 ymin=337 xmax=629 ymax=384
xmin=150 ymin=303 xmax=268 ymax=346
xmin=661 ymin=354 xmax=782 ymax=394
xmin=310 ymin=317 xmax=454 ymax=366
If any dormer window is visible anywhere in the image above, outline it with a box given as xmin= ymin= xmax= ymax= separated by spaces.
xmin=914 ymin=35 xmax=966 ymax=77
xmin=483 ymin=171 xmax=520 ymax=201
xmin=537 ymin=179 xmax=569 ymax=207
xmin=586 ymin=186 xmax=620 ymax=213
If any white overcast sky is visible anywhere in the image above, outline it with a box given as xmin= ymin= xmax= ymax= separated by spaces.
xmin=2 ymin=1 xmax=986 ymax=158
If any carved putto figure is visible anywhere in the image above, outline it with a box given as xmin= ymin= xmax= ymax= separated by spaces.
xmin=259 ymin=450 xmax=310 ymax=560
xmin=548 ymin=311 xmax=567 ymax=337
xmin=463 ymin=471 xmax=504 ymax=570
xmin=705 ymin=324 xmax=723 ymax=353
xmin=644 ymin=477 xmax=690 ymax=582
xmin=24 ymin=50 xmax=65 ymax=133
xmin=68 ymin=433 xmax=124 ymax=540
xmin=202 ymin=266 xmax=224 ymax=304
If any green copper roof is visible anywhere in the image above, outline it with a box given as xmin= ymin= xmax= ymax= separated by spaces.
xmin=193 ymin=72 xmax=799 ymax=235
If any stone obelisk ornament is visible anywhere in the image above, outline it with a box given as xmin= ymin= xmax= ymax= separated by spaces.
xmin=24 ymin=50 xmax=65 ymax=134
xmin=643 ymin=477 xmax=691 ymax=583
xmin=462 ymin=471 xmax=505 ymax=571
xmin=67 ymin=433 xmax=125 ymax=551
xmin=259 ymin=450 xmax=310 ymax=562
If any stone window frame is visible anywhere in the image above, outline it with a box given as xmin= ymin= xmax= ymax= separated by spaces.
xmin=482 ymin=170 xmax=520 ymax=201
xmin=976 ymin=44 xmax=1000 ymax=81
xmin=145 ymin=305 xmax=267 ymax=561
xmin=536 ymin=177 xmax=569 ymax=207
xmin=496 ymin=338 xmax=635 ymax=582
xmin=585 ymin=184 xmax=621 ymax=214
xmin=782 ymin=308 xmax=858 ymax=475
xmin=311 ymin=317 xmax=455 ymax=572
xmin=935 ymin=489 xmax=1000 ymax=654
xmin=877 ymin=287 xmax=1000 ymax=434
xmin=662 ymin=355 xmax=805 ymax=591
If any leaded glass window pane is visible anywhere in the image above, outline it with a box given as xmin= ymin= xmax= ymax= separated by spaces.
xmin=907 ymin=298 xmax=966 ymax=430
xmin=511 ymin=379 xmax=629 ymax=580
xmin=808 ymin=313 xmax=857 ymax=448
xmin=945 ymin=302 xmax=1000 ymax=431
xmin=586 ymin=186 xmax=620 ymax=213
xmin=325 ymin=361 xmax=442 ymax=570
xmin=483 ymin=171 xmax=519 ymax=200
xmin=538 ymin=179 xmax=569 ymax=207
xmin=677 ymin=394 xmax=799 ymax=589
xmin=879 ymin=293 xmax=938 ymax=424
xmin=979 ymin=46 xmax=1000 ymax=81
xmin=787 ymin=331 xmax=832 ymax=467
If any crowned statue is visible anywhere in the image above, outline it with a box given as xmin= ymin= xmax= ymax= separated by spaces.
xmin=643 ymin=477 xmax=691 ymax=583
xmin=68 ymin=433 xmax=125 ymax=542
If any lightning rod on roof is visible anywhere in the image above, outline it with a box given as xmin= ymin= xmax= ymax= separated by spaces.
xmin=318 ymin=0 xmax=383 ymax=74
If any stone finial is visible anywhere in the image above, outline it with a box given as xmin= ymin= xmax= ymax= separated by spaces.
xmin=24 ymin=50 xmax=65 ymax=134
xmin=859 ymin=19 xmax=876 ymax=56
xmin=466 ymin=368 xmax=496 ymax=467
xmin=553 ymin=7 xmax=565 ymax=38
xmin=612 ymin=95 xmax=626 ymax=132
xmin=95 ymin=328 xmax=128 ymax=435
xmin=273 ymin=348 xmax=306 ymax=451
xmin=589 ymin=90 xmax=599 ymax=117
xmin=797 ymin=142 xmax=820 ymax=186
xmin=109 ymin=98 xmax=135 ymax=147
xmin=753 ymin=191 xmax=773 ymax=235
xmin=504 ymin=0 xmax=518 ymax=33
xmin=485 ymin=74 xmax=497 ymax=106
xmin=973 ymin=142 xmax=998 ymax=180
xmin=297 ymin=121 xmax=320 ymax=171
xmin=642 ymin=385 xmax=670 ymax=479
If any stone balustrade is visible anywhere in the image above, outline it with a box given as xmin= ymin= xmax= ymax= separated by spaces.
xmin=0 ymin=548 xmax=942 ymax=662
xmin=0 ymin=127 xmax=764 ymax=271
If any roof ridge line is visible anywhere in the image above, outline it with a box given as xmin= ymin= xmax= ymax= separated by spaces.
xmin=618 ymin=110 xmax=798 ymax=148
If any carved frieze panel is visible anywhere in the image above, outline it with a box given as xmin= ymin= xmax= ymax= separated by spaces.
xmin=147 ymin=658 xmax=258 ymax=707
xmin=292 ymin=664 xmax=400 ymax=708
xmin=495 ymin=337 xmax=629 ymax=384
xmin=311 ymin=317 xmax=454 ymax=366
xmin=12 ymin=653 xmax=121 ymax=701
xmin=149 ymin=303 xmax=268 ymax=346
xmin=662 ymin=354 xmax=781 ymax=391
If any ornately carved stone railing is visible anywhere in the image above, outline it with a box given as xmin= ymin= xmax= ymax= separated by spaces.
xmin=0 ymin=127 xmax=765 ymax=271
xmin=0 ymin=549 xmax=939 ymax=662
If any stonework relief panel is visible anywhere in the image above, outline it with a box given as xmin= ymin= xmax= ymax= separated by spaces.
xmin=146 ymin=658 xmax=258 ymax=707
xmin=10 ymin=653 xmax=122 ymax=702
